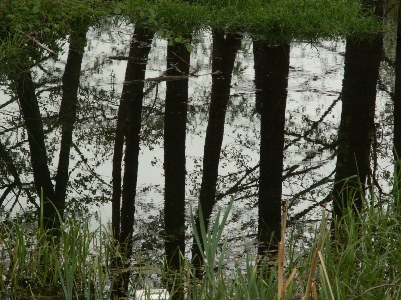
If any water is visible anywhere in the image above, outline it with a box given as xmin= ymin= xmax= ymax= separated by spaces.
xmin=0 ymin=13 xmax=397 ymax=285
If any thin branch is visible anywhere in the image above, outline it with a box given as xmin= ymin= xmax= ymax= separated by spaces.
xmin=16 ymin=30 xmax=56 ymax=55
xmin=284 ymin=93 xmax=341 ymax=151
xmin=72 ymin=142 xmax=112 ymax=188
xmin=0 ymin=99 xmax=15 ymax=110
xmin=124 ymin=71 xmax=221 ymax=84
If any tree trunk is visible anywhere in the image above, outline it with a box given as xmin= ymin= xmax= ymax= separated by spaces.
xmin=15 ymin=69 xmax=57 ymax=231
xmin=55 ymin=24 xmax=88 ymax=221
xmin=254 ymin=42 xmax=290 ymax=257
xmin=191 ymin=30 xmax=241 ymax=277
xmin=14 ymin=24 xmax=89 ymax=234
xmin=112 ymin=26 xmax=154 ymax=297
xmin=332 ymin=0 xmax=382 ymax=221
xmin=393 ymin=0 xmax=401 ymax=202
xmin=164 ymin=38 xmax=191 ymax=299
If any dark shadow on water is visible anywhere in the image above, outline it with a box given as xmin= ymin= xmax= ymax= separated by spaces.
xmin=332 ymin=0 xmax=383 ymax=225
xmin=253 ymin=41 xmax=290 ymax=257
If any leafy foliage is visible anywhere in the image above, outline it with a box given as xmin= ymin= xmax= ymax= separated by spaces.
xmin=0 ymin=0 xmax=111 ymax=76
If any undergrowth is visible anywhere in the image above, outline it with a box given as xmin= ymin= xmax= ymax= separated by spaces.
xmin=1 ymin=195 xmax=401 ymax=299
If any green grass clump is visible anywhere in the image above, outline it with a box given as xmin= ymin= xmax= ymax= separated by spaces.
xmin=168 ymin=197 xmax=401 ymax=300
xmin=124 ymin=0 xmax=382 ymax=42
xmin=0 ymin=216 xmax=117 ymax=299
xmin=2 ymin=195 xmax=401 ymax=299
xmin=0 ymin=0 xmax=113 ymax=77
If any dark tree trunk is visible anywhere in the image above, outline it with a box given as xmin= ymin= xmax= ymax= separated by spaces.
xmin=55 ymin=24 xmax=88 ymax=221
xmin=191 ymin=30 xmax=241 ymax=276
xmin=254 ymin=42 xmax=290 ymax=257
xmin=15 ymin=69 xmax=57 ymax=231
xmin=111 ymin=26 xmax=154 ymax=296
xmin=111 ymin=110 xmax=124 ymax=240
xmin=14 ymin=25 xmax=88 ymax=233
xmin=163 ymin=38 xmax=190 ymax=298
xmin=332 ymin=0 xmax=382 ymax=221
xmin=393 ymin=0 xmax=401 ymax=202
xmin=111 ymin=56 xmax=130 ymax=240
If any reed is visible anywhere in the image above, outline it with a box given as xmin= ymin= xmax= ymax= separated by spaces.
xmin=1 ymin=192 xmax=401 ymax=298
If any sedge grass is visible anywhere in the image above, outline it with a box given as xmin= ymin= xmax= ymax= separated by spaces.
xmin=0 ymin=216 xmax=117 ymax=299
xmin=2 ymin=192 xmax=401 ymax=298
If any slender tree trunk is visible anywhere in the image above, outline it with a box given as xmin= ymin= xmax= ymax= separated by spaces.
xmin=254 ymin=42 xmax=290 ymax=257
xmin=191 ymin=30 xmax=241 ymax=277
xmin=112 ymin=26 xmax=154 ymax=297
xmin=15 ymin=69 xmax=57 ymax=231
xmin=111 ymin=57 xmax=130 ymax=240
xmin=393 ymin=0 xmax=401 ymax=202
xmin=111 ymin=101 xmax=126 ymax=241
xmin=164 ymin=38 xmax=190 ymax=299
xmin=55 ymin=24 xmax=88 ymax=220
xmin=332 ymin=0 xmax=382 ymax=221
xmin=14 ymin=25 xmax=88 ymax=233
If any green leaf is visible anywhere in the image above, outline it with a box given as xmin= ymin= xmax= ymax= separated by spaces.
xmin=114 ymin=7 xmax=122 ymax=15
xmin=32 ymin=5 xmax=40 ymax=14
xmin=185 ymin=43 xmax=193 ymax=53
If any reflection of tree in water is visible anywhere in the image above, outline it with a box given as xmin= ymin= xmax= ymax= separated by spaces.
xmin=2 ymin=22 xmax=89 ymax=233
xmin=191 ymin=30 xmax=242 ymax=277
xmin=209 ymin=43 xmax=344 ymax=222
xmin=254 ymin=41 xmax=290 ymax=256
xmin=110 ymin=26 xmax=154 ymax=297
xmin=0 ymin=14 xmax=397 ymax=280
xmin=163 ymin=34 xmax=191 ymax=298
xmin=332 ymin=0 xmax=383 ymax=223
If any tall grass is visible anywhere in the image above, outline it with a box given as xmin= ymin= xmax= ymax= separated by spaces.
xmin=164 ymin=195 xmax=401 ymax=300
xmin=0 ymin=216 xmax=116 ymax=299
xmin=2 ymin=192 xmax=401 ymax=298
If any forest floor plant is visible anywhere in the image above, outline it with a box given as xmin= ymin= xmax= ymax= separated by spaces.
xmin=2 ymin=192 xmax=401 ymax=298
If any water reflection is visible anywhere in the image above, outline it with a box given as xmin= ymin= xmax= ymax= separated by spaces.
xmin=254 ymin=41 xmax=290 ymax=256
xmin=0 ymin=9 xmax=398 ymax=294
xmin=110 ymin=26 xmax=154 ymax=296
xmin=164 ymin=33 xmax=191 ymax=297
xmin=332 ymin=0 xmax=383 ymax=222
xmin=191 ymin=30 xmax=242 ymax=277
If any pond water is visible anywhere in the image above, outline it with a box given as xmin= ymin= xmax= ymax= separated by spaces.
xmin=0 ymin=10 xmax=398 ymax=283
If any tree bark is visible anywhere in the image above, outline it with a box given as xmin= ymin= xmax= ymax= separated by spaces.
xmin=332 ymin=0 xmax=382 ymax=221
xmin=393 ymin=0 xmax=401 ymax=202
xmin=164 ymin=38 xmax=190 ymax=298
xmin=111 ymin=26 xmax=154 ymax=296
xmin=55 ymin=24 xmax=88 ymax=221
xmin=15 ymin=69 xmax=57 ymax=231
xmin=191 ymin=30 xmax=241 ymax=277
xmin=254 ymin=42 xmax=290 ymax=257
